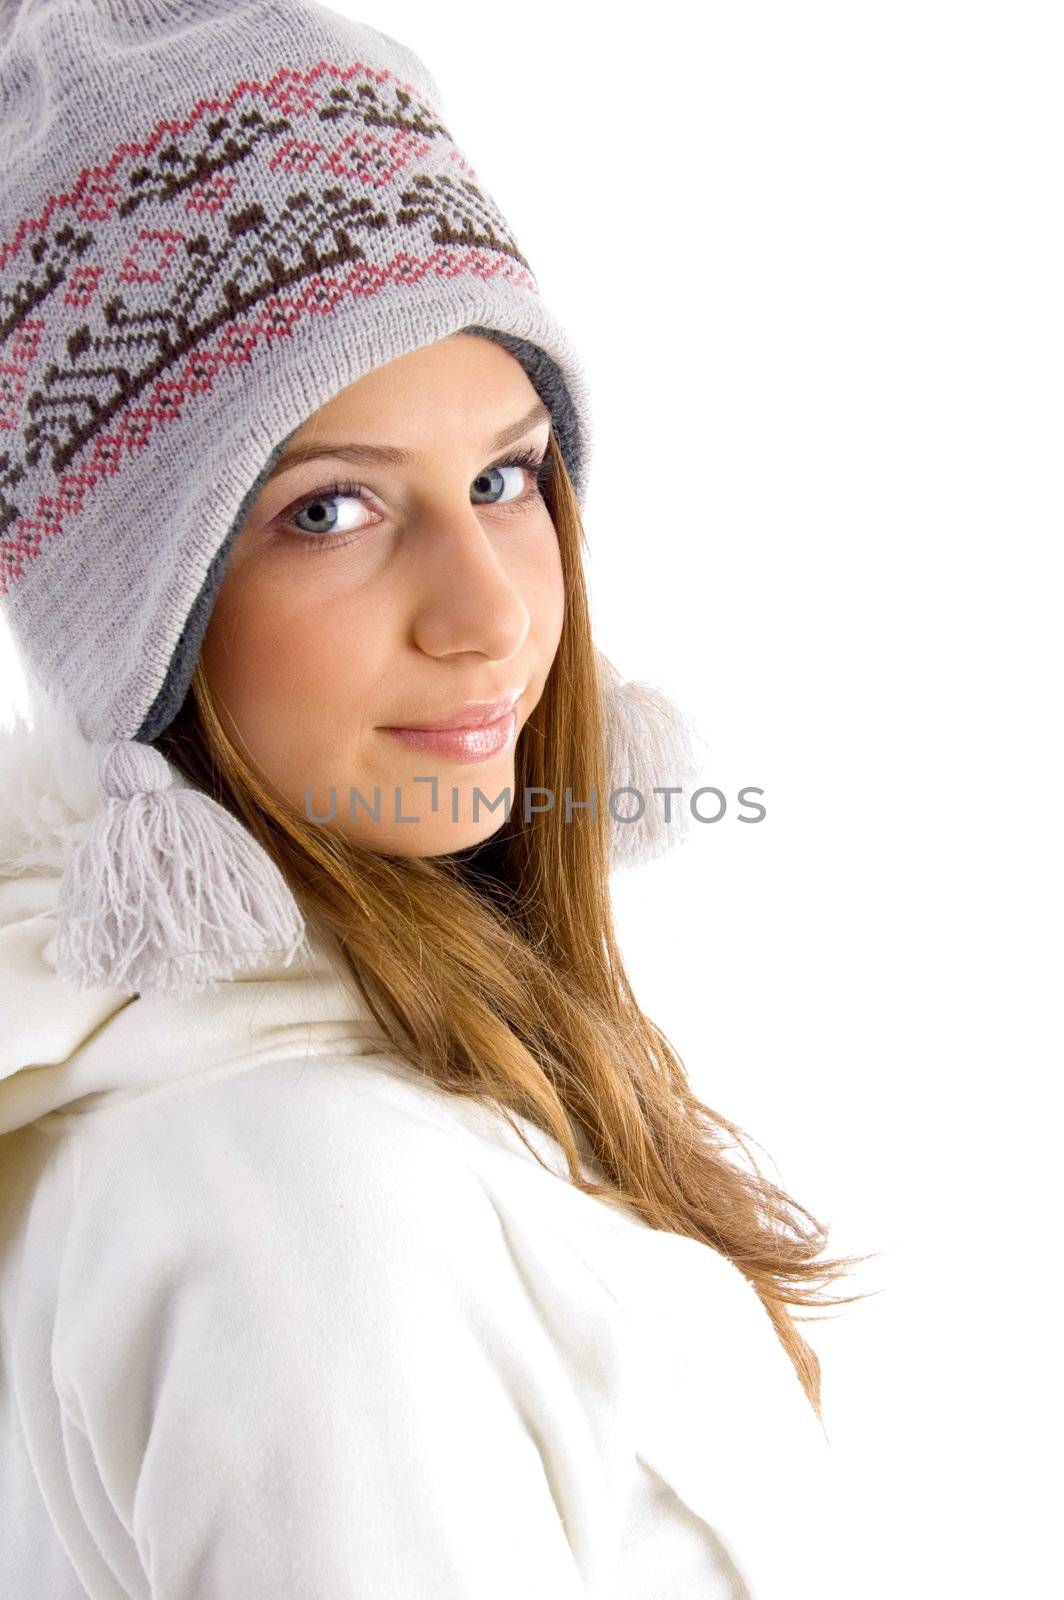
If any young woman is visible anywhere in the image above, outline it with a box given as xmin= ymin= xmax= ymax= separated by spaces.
xmin=0 ymin=2 xmax=869 ymax=1595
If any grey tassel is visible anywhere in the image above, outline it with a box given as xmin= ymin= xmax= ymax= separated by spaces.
xmin=55 ymin=739 xmax=309 ymax=998
xmin=598 ymin=652 xmax=707 ymax=870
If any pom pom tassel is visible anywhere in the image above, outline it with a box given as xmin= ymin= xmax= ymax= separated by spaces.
xmin=55 ymin=740 xmax=309 ymax=999
xmin=598 ymin=651 xmax=708 ymax=871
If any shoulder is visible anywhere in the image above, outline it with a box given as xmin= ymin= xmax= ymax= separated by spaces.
xmin=54 ymin=1055 xmax=630 ymax=1478
xmin=66 ymin=1053 xmax=516 ymax=1287
xmin=57 ymin=1053 xmax=634 ymax=1414
xmin=48 ymin=1083 xmax=628 ymax=1600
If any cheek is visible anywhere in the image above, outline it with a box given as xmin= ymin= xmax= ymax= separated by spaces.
xmin=529 ymin=523 xmax=566 ymax=651
xmin=200 ymin=565 xmax=383 ymax=786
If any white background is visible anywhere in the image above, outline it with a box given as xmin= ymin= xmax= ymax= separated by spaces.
xmin=2 ymin=4 xmax=1059 ymax=1593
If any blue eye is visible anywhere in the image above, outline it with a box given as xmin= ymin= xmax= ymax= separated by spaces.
xmin=471 ymin=446 xmax=550 ymax=506
xmin=280 ymin=444 xmax=554 ymax=553
xmin=290 ymin=481 xmax=370 ymax=537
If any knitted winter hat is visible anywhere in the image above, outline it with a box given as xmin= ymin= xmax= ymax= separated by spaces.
xmin=0 ymin=0 xmax=703 ymax=998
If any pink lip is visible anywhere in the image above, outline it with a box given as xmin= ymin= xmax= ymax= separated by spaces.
xmin=381 ymin=707 xmax=519 ymax=764
xmin=382 ymin=690 xmax=523 ymax=733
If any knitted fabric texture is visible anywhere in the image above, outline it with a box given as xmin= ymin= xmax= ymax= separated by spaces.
xmin=0 ymin=0 xmax=591 ymax=744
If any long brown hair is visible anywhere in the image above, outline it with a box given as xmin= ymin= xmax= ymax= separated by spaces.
xmin=156 ymin=424 xmax=875 ymax=1418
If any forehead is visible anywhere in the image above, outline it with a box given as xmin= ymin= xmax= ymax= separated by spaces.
xmin=290 ymin=332 xmax=538 ymax=438
xmin=268 ymin=402 xmax=551 ymax=484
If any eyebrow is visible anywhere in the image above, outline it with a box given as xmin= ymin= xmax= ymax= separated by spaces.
xmin=266 ymin=399 xmax=552 ymax=481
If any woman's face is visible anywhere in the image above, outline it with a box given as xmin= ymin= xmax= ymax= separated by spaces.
xmin=200 ymin=332 xmax=565 ymax=857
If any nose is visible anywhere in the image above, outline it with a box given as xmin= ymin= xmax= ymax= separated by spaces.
xmin=407 ymin=503 xmax=532 ymax=663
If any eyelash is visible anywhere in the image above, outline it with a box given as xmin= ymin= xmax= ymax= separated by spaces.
xmin=278 ymin=445 xmax=555 ymax=554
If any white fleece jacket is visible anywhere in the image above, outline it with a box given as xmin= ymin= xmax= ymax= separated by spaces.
xmin=0 ymin=698 xmax=844 ymax=1600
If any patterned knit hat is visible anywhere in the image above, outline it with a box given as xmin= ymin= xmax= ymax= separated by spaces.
xmin=0 ymin=0 xmax=703 ymax=997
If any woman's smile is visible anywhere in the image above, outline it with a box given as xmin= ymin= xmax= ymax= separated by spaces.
xmin=379 ymin=706 xmax=518 ymax=763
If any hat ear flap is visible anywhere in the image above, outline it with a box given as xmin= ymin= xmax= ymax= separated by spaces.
xmin=597 ymin=650 xmax=705 ymax=871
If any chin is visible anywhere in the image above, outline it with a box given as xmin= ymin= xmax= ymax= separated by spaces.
xmin=405 ymin=822 xmax=506 ymax=859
